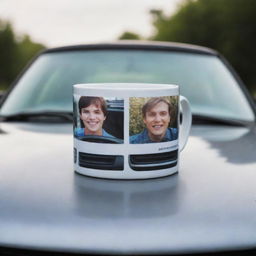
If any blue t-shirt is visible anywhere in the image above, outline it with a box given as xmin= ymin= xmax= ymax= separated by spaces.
xmin=130 ymin=128 xmax=178 ymax=144
xmin=74 ymin=128 xmax=115 ymax=138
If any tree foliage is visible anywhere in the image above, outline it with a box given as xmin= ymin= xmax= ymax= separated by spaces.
xmin=119 ymin=0 xmax=256 ymax=97
xmin=151 ymin=0 xmax=256 ymax=95
xmin=119 ymin=31 xmax=141 ymax=40
xmin=0 ymin=19 xmax=45 ymax=90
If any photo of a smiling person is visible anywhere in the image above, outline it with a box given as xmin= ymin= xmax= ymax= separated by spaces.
xmin=130 ymin=97 xmax=178 ymax=144
xmin=75 ymin=96 xmax=116 ymax=138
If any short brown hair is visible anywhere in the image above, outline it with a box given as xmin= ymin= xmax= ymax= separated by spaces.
xmin=142 ymin=97 xmax=171 ymax=118
xmin=78 ymin=96 xmax=107 ymax=116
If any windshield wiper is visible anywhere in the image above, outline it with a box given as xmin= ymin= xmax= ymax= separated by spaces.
xmin=0 ymin=111 xmax=73 ymax=122
xmin=192 ymin=114 xmax=252 ymax=127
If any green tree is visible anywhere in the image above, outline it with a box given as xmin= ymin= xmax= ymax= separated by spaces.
xmin=0 ymin=19 xmax=45 ymax=90
xmin=0 ymin=20 xmax=18 ymax=89
xmin=119 ymin=31 xmax=141 ymax=40
xmin=150 ymin=0 xmax=256 ymax=96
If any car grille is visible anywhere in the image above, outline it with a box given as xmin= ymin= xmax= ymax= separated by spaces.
xmin=129 ymin=150 xmax=178 ymax=171
xmin=79 ymin=152 xmax=124 ymax=170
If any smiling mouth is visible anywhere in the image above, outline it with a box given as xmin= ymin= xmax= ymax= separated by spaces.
xmin=87 ymin=121 xmax=99 ymax=126
xmin=152 ymin=125 xmax=163 ymax=129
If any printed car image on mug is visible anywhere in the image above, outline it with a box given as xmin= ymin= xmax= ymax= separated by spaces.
xmin=73 ymin=83 xmax=191 ymax=179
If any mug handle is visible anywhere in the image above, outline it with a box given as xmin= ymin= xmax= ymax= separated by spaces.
xmin=179 ymin=96 xmax=192 ymax=152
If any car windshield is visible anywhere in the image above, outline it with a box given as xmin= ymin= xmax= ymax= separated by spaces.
xmin=0 ymin=50 xmax=254 ymax=122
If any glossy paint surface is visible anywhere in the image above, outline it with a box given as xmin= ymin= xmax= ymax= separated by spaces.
xmin=0 ymin=122 xmax=256 ymax=254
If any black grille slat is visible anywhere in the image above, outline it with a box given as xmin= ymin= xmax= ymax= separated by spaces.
xmin=130 ymin=150 xmax=178 ymax=165
xmin=79 ymin=152 xmax=124 ymax=170
xmin=129 ymin=150 xmax=178 ymax=171
xmin=73 ymin=147 xmax=77 ymax=164
xmin=80 ymin=153 xmax=115 ymax=165
xmin=130 ymin=161 xmax=177 ymax=171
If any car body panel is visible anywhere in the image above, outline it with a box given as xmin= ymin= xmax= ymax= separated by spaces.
xmin=1 ymin=41 xmax=256 ymax=255
xmin=0 ymin=122 xmax=256 ymax=254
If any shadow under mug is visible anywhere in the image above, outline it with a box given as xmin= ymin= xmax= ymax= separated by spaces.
xmin=73 ymin=83 xmax=192 ymax=179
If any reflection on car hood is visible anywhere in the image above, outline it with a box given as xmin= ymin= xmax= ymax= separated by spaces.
xmin=0 ymin=122 xmax=256 ymax=254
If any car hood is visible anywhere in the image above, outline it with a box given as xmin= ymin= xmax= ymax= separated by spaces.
xmin=0 ymin=122 xmax=256 ymax=254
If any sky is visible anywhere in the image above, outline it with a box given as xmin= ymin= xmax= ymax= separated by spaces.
xmin=0 ymin=0 xmax=182 ymax=47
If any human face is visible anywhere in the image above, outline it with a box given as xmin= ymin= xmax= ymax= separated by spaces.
xmin=80 ymin=104 xmax=106 ymax=135
xmin=143 ymin=101 xmax=171 ymax=142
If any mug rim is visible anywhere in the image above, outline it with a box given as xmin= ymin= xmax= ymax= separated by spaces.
xmin=73 ymin=83 xmax=179 ymax=91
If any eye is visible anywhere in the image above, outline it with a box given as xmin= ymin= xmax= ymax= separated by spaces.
xmin=160 ymin=111 xmax=168 ymax=116
xmin=148 ymin=112 xmax=156 ymax=117
xmin=82 ymin=109 xmax=89 ymax=114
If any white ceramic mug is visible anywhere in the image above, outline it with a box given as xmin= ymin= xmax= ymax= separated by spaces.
xmin=73 ymin=83 xmax=191 ymax=179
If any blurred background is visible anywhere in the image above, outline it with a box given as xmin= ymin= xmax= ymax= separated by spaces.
xmin=0 ymin=0 xmax=255 ymax=99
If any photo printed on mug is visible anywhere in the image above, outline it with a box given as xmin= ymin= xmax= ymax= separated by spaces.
xmin=74 ymin=96 xmax=124 ymax=144
xmin=129 ymin=96 xmax=179 ymax=144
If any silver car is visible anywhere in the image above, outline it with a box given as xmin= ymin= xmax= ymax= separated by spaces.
xmin=0 ymin=41 xmax=255 ymax=255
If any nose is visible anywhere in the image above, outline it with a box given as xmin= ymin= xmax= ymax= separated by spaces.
xmin=88 ymin=112 xmax=96 ymax=119
xmin=154 ymin=113 xmax=161 ymax=122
